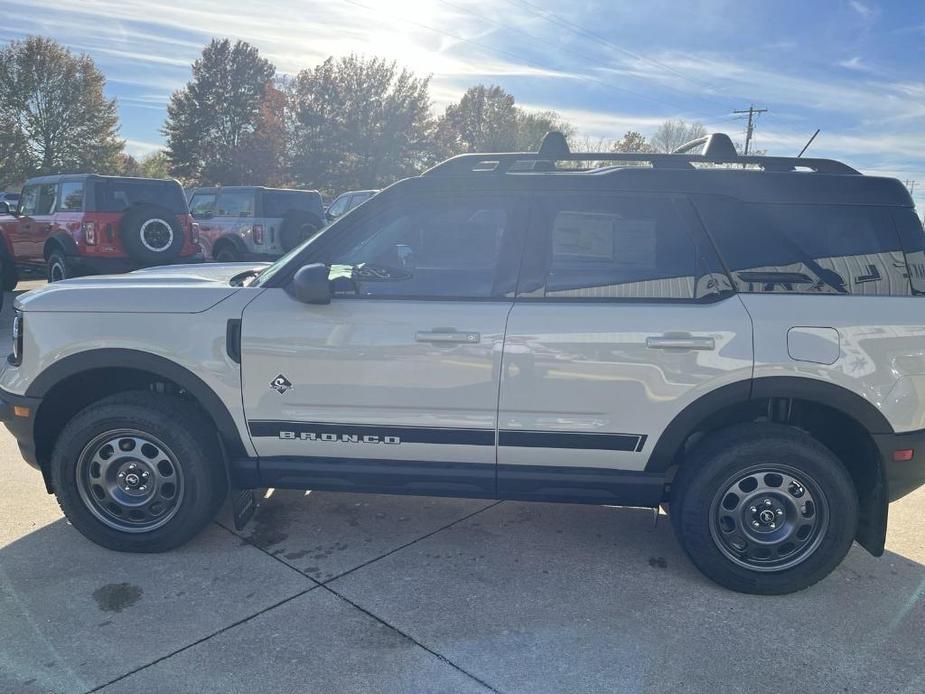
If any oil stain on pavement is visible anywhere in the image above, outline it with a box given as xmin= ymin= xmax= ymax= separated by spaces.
xmin=92 ymin=583 xmax=143 ymax=613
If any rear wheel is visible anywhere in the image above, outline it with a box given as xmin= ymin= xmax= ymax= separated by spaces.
xmin=50 ymin=391 xmax=228 ymax=552
xmin=214 ymin=243 xmax=240 ymax=263
xmin=671 ymin=423 xmax=857 ymax=594
xmin=48 ymin=250 xmax=69 ymax=283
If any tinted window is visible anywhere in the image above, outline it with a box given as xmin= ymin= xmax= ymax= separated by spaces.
xmin=325 ymin=195 xmax=518 ymax=298
xmin=189 ymin=193 xmax=216 ymax=217
xmin=697 ymin=197 xmax=909 ymax=296
xmin=893 ymin=209 xmax=925 ymax=295
xmin=35 ymin=184 xmax=57 ymax=215
xmin=96 ymin=179 xmax=186 ymax=214
xmin=326 ymin=194 xmax=351 ymax=218
xmin=19 ymin=186 xmax=39 ymax=215
xmin=217 ymin=191 xmax=254 ymax=217
xmin=264 ymin=190 xmax=322 ymax=218
xmin=528 ymin=194 xmax=725 ymax=300
xmin=59 ymin=181 xmax=84 ymax=212
xmin=347 ymin=192 xmax=374 ymax=211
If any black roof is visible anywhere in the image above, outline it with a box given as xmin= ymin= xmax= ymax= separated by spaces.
xmin=414 ymin=131 xmax=913 ymax=208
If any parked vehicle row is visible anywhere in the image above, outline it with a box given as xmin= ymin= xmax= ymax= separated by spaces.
xmin=0 ymin=177 xmax=374 ymax=287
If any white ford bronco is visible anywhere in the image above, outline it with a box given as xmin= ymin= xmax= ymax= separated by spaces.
xmin=3 ymin=132 xmax=924 ymax=594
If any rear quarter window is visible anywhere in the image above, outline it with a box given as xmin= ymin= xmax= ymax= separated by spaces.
xmin=695 ymin=197 xmax=911 ymax=296
xmin=263 ymin=190 xmax=322 ymax=218
xmin=95 ymin=179 xmax=187 ymax=214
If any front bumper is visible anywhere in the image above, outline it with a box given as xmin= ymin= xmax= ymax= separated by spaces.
xmin=69 ymin=251 xmax=205 ymax=276
xmin=0 ymin=386 xmax=42 ymax=470
xmin=874 ymin=428 xmax=925 ymax=502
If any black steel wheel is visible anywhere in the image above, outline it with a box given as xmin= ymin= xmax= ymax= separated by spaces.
xmin=51 ymin=391 xmax=227 ymax=552
xmin=671 ymin=422 xmax=857 ymax=594
xmin=76 ymin=429 xmax=185 ymax=533
xmin=709 ymin=465 xmax=828 ymax=572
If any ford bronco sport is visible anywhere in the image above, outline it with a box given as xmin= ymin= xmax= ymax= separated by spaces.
xmin=3 ymin=132 xmax=924 ymax=594
xmin=0 ymin=174 xmax=201 ymax=286
xmin=188 ymin=186 xmax=324 ymax=262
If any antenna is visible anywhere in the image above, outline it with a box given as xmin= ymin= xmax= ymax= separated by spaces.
xmin=798 ymin=129 xmax=820 ymax=158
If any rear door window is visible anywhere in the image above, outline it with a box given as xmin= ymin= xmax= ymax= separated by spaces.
xmin=59 ymin=181 xmax=84 ymax=212
xmin=522 ymin=193 xmax=727 ymax=301
xmin=695 ymin=197 xmax=909 ymax=296
xmin=96 ymin=179 xmax=186 ymax=214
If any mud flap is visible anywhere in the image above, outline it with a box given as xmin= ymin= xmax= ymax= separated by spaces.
xmin=229 ymin=488 xmax=257 ymax=531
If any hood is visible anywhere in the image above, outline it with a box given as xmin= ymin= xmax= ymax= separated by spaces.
xmin=15 ymin=262 xmax=270 ymax=314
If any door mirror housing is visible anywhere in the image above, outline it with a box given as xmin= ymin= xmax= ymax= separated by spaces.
xmin=288 ymin=263 xmax=331 ymax=304
xmin=0 ymin=201 xmax=8 ymax=215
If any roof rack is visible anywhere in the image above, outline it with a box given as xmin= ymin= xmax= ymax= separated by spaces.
xmin=423 ymin=131 xmax=859 ymax=176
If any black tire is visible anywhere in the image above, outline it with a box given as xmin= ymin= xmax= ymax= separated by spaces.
xmin=120 ymin=204 xmax=185 ymax=265
xmin=279 ymin=210 xmax=323 ymax=252
xmin=214 ymin=242 xmax=240 ymax=263
xmin=47 ymin=250 xmax=69 ymax=283
xmin=1 ymin=253 xmax=17 ymax=291
xmin=670 ymin=422 xmax=857 ymax=595
xmin=50 ymin=391 xmax=228 ymax=552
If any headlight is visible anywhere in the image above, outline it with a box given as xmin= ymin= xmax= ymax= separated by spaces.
xmin=9 ymin=311 xmax=22 ymax=366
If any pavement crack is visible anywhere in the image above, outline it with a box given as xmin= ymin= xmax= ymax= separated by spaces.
xmin=322 ymin=583 xmax=502 ymax=693
xmin=84 ymin=585 xmax=319 ymax=693
xmin=321 ymin=500 xmax=504 ymax=585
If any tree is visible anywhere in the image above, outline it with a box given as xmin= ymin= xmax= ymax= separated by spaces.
xmin=163 ymin=39 xmax=275 ymax=185
xmin=288 ymin=55 xmax=433 ymax=193
xmin=612 ymin=130 xmax=651 ymax=153
xmin=649 ymin=119 xmax=707 ymax=153
xmin=435 ymin=85 xmax=519 ymax=154
xmin=435 ymin=85 xmax=575 ymax=157
xmin=0 ymin=36 xmax=123 ymax=186
xmin=139 ymin=151 xmax=171 ymax=179
xmin=515 ymin=109 xmax=575 ymax=151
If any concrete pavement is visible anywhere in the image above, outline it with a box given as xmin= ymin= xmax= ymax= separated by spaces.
xmin=1 ymin=284 xmax=924 ymax=693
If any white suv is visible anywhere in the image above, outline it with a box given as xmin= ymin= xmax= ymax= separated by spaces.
xmin=3 ymin=132 xmax=924 ymax=594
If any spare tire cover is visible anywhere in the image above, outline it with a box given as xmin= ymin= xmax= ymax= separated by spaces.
xmin=279 ymin=210 xmax=323 ymax=252
xmin=120 ymin=204 xmax=185 ymax=264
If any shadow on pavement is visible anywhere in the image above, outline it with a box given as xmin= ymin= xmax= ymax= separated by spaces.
xmin=3 ymin=488 xmax=922 ymax=693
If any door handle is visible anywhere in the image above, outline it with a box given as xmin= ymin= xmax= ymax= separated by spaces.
xmin=415 ymin=329 xmax=480 ymax=344
xmin=646 ymin=335 xmax=715 ymax=351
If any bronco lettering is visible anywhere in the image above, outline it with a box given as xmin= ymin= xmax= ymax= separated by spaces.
xmin=278 ymin=431 xmax=401 ymax=444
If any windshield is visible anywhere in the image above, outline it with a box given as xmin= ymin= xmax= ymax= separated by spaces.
xmin=248 ymin=224 xmax=329 ymax=286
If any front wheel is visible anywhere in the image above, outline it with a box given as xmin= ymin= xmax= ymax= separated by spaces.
xmin=671 ymin=423 xmax=857 ymax=594
xmin=50 ymin=391 xmax=228 ymax=552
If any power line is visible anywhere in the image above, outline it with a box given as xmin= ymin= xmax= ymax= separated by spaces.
xmin=732 ymin=105 xmax=768 ymax=155
xmin=905 ymin=179 xmax=918 ymax=196
xmin=505 ymin=0 xmax=721 ymax=94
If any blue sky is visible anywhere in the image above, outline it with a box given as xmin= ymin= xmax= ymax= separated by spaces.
xmin=2 ymin=0 xmax=924 ymax=206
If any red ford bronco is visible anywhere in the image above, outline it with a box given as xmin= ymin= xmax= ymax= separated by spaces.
xmin=0 ymin=174 xmax=202 ymax=288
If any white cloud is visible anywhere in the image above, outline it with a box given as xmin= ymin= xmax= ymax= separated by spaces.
xmin=849 ymin=0 xmax=876 ymax=20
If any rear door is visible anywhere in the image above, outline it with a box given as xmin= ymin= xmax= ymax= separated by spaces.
xmin=497 ymin=191 xmax=753 ymax=501
xmin=240 ymin=188 xmax=526 ymax=494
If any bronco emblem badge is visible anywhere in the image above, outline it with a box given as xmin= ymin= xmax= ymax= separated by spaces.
xmin=270 ymin=374 xmax=292 ymax=394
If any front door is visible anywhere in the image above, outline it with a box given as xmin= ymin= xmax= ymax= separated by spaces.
xmin=240 ymin=190 xmax=526 ymax=496
xmin=497 ymin=191 xmax=753 ymax=502
xmin=14 ymin=182 xmax=57 ymax=262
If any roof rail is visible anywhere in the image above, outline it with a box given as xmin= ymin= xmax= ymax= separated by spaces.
xmin=422 ymin=131 xmax=859 ymax=176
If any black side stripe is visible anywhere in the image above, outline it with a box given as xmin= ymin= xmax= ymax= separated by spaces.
xmin=499 ymin=430 xmax=646 ymax=452
xmin=248 ymin=421 xmax=495 ymax=446
xmin=248 ymin=421 xmax=648 ymax=452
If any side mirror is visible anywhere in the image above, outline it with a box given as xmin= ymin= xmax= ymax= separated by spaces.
xmin=325 ymin=210 xmax=336 ymax=222
xmin=288 ymin=263 xmax=331 ymax=304
xmin=0 ymin=202 xmax=9 ymax=215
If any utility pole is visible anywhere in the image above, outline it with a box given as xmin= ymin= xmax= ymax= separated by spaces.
xmin=905 ymin=179 xmax=917 ymax=196
xmin=733 ymin=105 xmax=768 ymax=155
